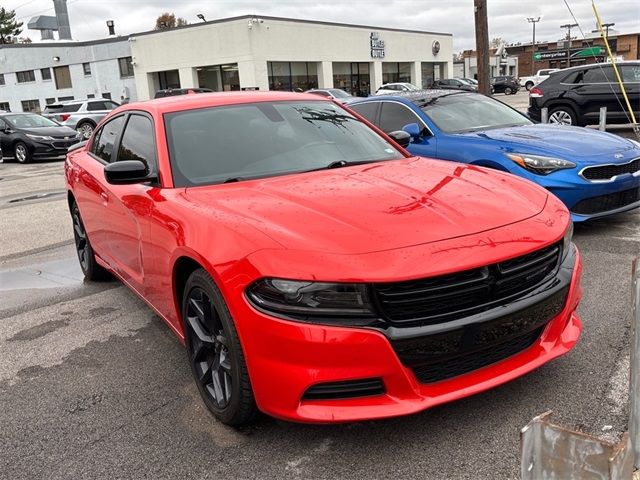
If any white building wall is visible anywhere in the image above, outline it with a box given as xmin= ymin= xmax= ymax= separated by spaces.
xmin=131 ymin=16 xmax=453 ymax=99
xmin=0 ymin=38 xmax=137 ymax=112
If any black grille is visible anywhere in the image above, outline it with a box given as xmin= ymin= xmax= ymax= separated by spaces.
xmin=411 ymin=327 xmax=542 ymax=383
xmin=582 ymin=158 xmax=640 ymax=181
xmin=571 ymin=187 xmax=640 ymax=215
xmin=373 ymin=243 xmax=561 ymax=325
xmin=302 ymin=378 xmax=384 ymax=400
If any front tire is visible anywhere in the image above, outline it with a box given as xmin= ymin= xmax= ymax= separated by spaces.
xmin=15 ymin=142 xmax=31 ymax=164
xmin=71 ymin=202 xmax=110 ymax=280
xmin=548 ymin=106 xmax=577 ymax=126
xmin=183 ymin=269 xmax=258 ymax=426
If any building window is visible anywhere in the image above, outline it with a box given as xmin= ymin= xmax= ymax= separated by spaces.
xmin=382 ymin=62 xmax=412 ymax=84
xmin=268 ymin=62 xmax=318 ymax=91
xmin=21 ymin=99 xmax=41 ymax=112
xmin=0 ymin=73 xmax=5 ymax=85
xmin=118 ymin=57 xmax=134 ymax=78
xmin=16 ymin=70 xmax=36 ymax=83
xmin=157 ymin=70 xmax=180 ymax=90
xmin=332 ymin=62 xmax=370 ymax=96
xmin=58 ymin=96 xmax=74 ymax=102
xmin=87 ymin=93 xmax=95 ymax=98
xmin=45 ymin=97 xmax=56 ymax=105
xmin=421 ymin=63 xmax=435 ymax=88
xmin=53 ymin=66 xmax=72 ymax=89
xmin=102 ymin=92 xmax=112 ymax=99
xmin=41 ymin=68 xmax=52 ymax=81
xmin=197 ymin=64 xmax=240 ymax=91
xmin=0 ymin=102 xmax=10 ymax=111
xmin=82 ymin=62 xmax=92 ymax=76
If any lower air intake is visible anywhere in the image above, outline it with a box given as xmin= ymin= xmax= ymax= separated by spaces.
xmin=302 ymin=378 xmax=385 ymax=400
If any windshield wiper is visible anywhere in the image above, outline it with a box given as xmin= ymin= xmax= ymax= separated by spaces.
xmin=304 ymin=160 xmax=379 ymax=173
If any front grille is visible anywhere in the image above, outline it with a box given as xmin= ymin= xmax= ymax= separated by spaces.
xmin=582 ymin=158 xmax=640 ymax=181
xmin=373 ymin=242 xmax=561 ymax=326
xmin=411 ymin=327 xmax=543 ymax=383
xmin=302 ymin=378 xmax=385 ymax=400
xmin=571 ymin=187 xmax=640 ymax=215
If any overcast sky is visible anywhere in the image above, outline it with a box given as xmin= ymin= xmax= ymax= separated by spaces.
xmin=5 ymin=0 xmax=639 ymax=51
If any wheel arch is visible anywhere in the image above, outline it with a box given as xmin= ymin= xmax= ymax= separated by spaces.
xmin=469 ymin=159 xmax=511 ymax=172
xmin=77 ymin=118 xmax=97 ymax=127
xmin=172 ymin=255 xmax=211 ymax=332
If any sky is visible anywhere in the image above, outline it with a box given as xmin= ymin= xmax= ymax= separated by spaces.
xmin=5 ymin=0 xmax=639 ymax=52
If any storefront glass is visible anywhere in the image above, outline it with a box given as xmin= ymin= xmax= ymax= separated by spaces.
xmin=332 ymin=62 xmax=371 ymax=96
xmin=197 ymin=64 xmax=240 ymax=91
xmin=268 ymin=62 xmax=318 ymax=91
xmin=382 ymin=62 xmax=412 ymax=84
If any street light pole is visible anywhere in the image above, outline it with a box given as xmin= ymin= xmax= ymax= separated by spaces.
xmin=560 ymin=23 xmax=578 ymax=68
xmin=527 ymin=17 xmax=541 ymax=75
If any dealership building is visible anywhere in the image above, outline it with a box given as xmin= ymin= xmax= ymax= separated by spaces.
xmin=129 ymin=15 xmax=453 ymax=99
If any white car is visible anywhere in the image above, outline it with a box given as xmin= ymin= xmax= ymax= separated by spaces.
xmin=375 ymin=82 xmax=421 ymax=95
xmin=519 ymin=69 xmax=559 ymax=91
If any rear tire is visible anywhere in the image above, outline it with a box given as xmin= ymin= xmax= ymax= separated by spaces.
xmin=77 ymin=122 xmax=95 ymax=140
xmin=71 ymin=202 xmax=110 ymax=281
xmin=182 ymin=268 xmax=258 ymax=426
xmin=14 ymin=142 xmax=31 ymax=164
xmin=504 ymin=86 xmax=513 ymax=95
xmin=548 ymin=106 xmax=577 ymax=126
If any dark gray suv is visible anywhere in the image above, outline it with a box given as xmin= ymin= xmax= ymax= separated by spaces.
xmin=43 ymin=99 xmax=120 ymax=139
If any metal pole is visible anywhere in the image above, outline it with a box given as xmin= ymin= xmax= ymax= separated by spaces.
xmin=541 ymin=107 xmax=548 ymax=123
xmin=631 ymin=257 xmax=639 ymax=469
xmin=527 ymin=17 xmax=541 ymax=76
xmin=599 ymin=107 xmax=607 ymax=131
xmin=560 ymin=23 xmax=578 ymax=69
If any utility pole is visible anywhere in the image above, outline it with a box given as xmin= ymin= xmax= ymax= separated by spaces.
xmin=602 ymin=22 xmax=615 ymax=39
xmin=527 ymin=17 xmax=541 ymax=75
xmin=474 ymin=0 xmax=490 ymax=95
xmin=560 ymin=23 xmax=578 ymax=68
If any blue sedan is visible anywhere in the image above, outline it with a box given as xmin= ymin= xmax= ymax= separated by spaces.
xmin=347 ymin=91 xmax=640 ymax=222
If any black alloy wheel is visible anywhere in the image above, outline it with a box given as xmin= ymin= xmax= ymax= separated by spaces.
xmin=71 ymin=202 xmax=109 ymax=280
xmin=183 ymin=269 xmax=257 ymax=425
xmin=504 ymin=86 xmax=513 ymax=95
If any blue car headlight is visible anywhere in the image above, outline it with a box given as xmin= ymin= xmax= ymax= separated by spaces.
xmin=506 ymin=153 xmax=576 ymax=175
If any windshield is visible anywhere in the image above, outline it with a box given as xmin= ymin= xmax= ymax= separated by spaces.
xmin=421 ymin=93 xmax=532 ymax=133
xmin=165 ymin=101 xmax=405 ymax=187
xmin=5 ymin=114 xmax=59 ymax=128
xmin=329 ymin=89 xmax=350 ymax=98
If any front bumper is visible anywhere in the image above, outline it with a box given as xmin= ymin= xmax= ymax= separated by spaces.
xmin=32 ymin=139 xmax=81 ymax=159
xmin=239 ymin=246 xmax=583 ymax=423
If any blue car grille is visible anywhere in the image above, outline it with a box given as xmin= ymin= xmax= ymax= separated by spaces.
xmin=581 ymin=158 xmax=640 ymax=181
xmin=572 ymin=187 xmax=640 ymax=215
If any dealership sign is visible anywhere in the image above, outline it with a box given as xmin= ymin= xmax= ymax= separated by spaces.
xmin=533 ymin=46 xmax=606 ymax=61
xmin=370 ymin=32 xmax=385 ymax=58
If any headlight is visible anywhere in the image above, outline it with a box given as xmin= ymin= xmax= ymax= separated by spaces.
xmin=26 ymin=134 xmax=54 ymax=141
xmin=562 ymin=221 xmax=573 ymax=261
xmin=506 ymin=153 xmax=576 ymax=175
xmin=246 ymin=278 xmax=376 ymax=325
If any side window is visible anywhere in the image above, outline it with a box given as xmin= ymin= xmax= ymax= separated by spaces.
xmin=583 ymin=67 xmax=615 ymax=83
xmin=621 ymin=65 xmax=640 ymax=82
xmin=379 ymin=102 xmax=422 ymax=133
xmin=87 ymin=101 xmax=107 ymax=111
xmin=116 ymin=115 xmax=156 ymax=171
xmin=92 ymin=116 xmax=125 ymax=162
xmin=349 ymin=102 xmax=379 ymax=125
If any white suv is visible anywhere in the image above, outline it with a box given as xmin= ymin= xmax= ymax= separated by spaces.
xmin=375 ymin=83 xmax=421 ymax=95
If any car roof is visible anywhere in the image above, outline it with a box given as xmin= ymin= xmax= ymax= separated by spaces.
xmin=119 ymin=91 xmax=334 ymax=115
xmin=558 ymin=60 xmax=640 ymax=74
xmin=350 ymin=89 xmax=468 ymax=106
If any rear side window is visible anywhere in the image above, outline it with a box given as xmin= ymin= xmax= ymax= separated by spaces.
xmin=92 ymin=116 xmax=125 ymax=162
xmin=621 ymin=65 xmax=640 ymax=82
xmin=583 ymin=67 xmax=615 ymax=83
xmin=116 ymin=115 xmax=156 ymax=171
xmin=378 ymin=102 xmax=422 ymax=133
xmin=349 ymin=102 xmax=379 ymax=125
xmin=61 ymin=103 xmax=81 ymax=113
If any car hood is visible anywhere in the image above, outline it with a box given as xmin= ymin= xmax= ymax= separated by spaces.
xmin=20 ymin=126 xmax=78 ymax=137
xmin=460 ymin=124 xmax=637 ymax=159
xmin=184 ymin=158 xmax=548 ymax=255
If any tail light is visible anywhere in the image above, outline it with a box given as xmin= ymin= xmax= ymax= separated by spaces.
xmin=59 ymin=114 xmax=71 ymax=122
xmin=529 ymin=87 xmax=544 ymax=98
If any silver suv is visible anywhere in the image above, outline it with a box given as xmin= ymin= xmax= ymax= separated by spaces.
xmin=43 ymin=99 xmax=120 ymax=139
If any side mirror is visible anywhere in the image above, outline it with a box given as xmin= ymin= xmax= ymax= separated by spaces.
xmin=402 ymin=123 xmax=423 ymax=140
xmin=104 ymin=160 xmax=155 ymax=185
xmin=388 ymin=130 xmax=411 ymax=148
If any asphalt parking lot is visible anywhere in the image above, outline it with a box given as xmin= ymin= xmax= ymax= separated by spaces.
xmin=1 ymin=149 xmax=639 ymax=479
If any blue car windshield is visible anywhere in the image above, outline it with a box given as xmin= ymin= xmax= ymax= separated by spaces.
xmin=421 ymin=93 xmax=532 ymax=133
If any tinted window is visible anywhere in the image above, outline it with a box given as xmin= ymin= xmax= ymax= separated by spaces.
xmin=93 ymin=116 xmax=124 ymax=163
xmin=621 ymin=65 xmax=640 ymax=82
xmin=61 ymin=103 xmax=81 ymax=113
xmin=87 ymin=101 xmax=107 ymax=111
xmin=105 ymin=101 xmax=120 ymax=110
xmin=379 ymin=102 xmax=421 ymax=133
xmin=349 ymin=102 xmax=379 ymax=125
xmin=165 ymin=101 xmax=404 ymax=187
xmin=117 ymin=115 xmax=156 ymax=170
xmin=583 ymin=67 xmax=615 ymax=83
xmin=422 ymin=94 xmax=530 ymax=133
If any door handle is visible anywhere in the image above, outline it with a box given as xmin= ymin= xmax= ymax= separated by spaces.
xmin=100 ymin=191 xmax=109 ymax=203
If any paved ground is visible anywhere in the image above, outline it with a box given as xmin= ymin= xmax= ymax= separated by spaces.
xmin=1 ymin=158 xmax=638 ymax=480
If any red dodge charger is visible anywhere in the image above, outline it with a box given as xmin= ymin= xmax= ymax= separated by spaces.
xmin=65 ymin=92 xmax=583 ymax=425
